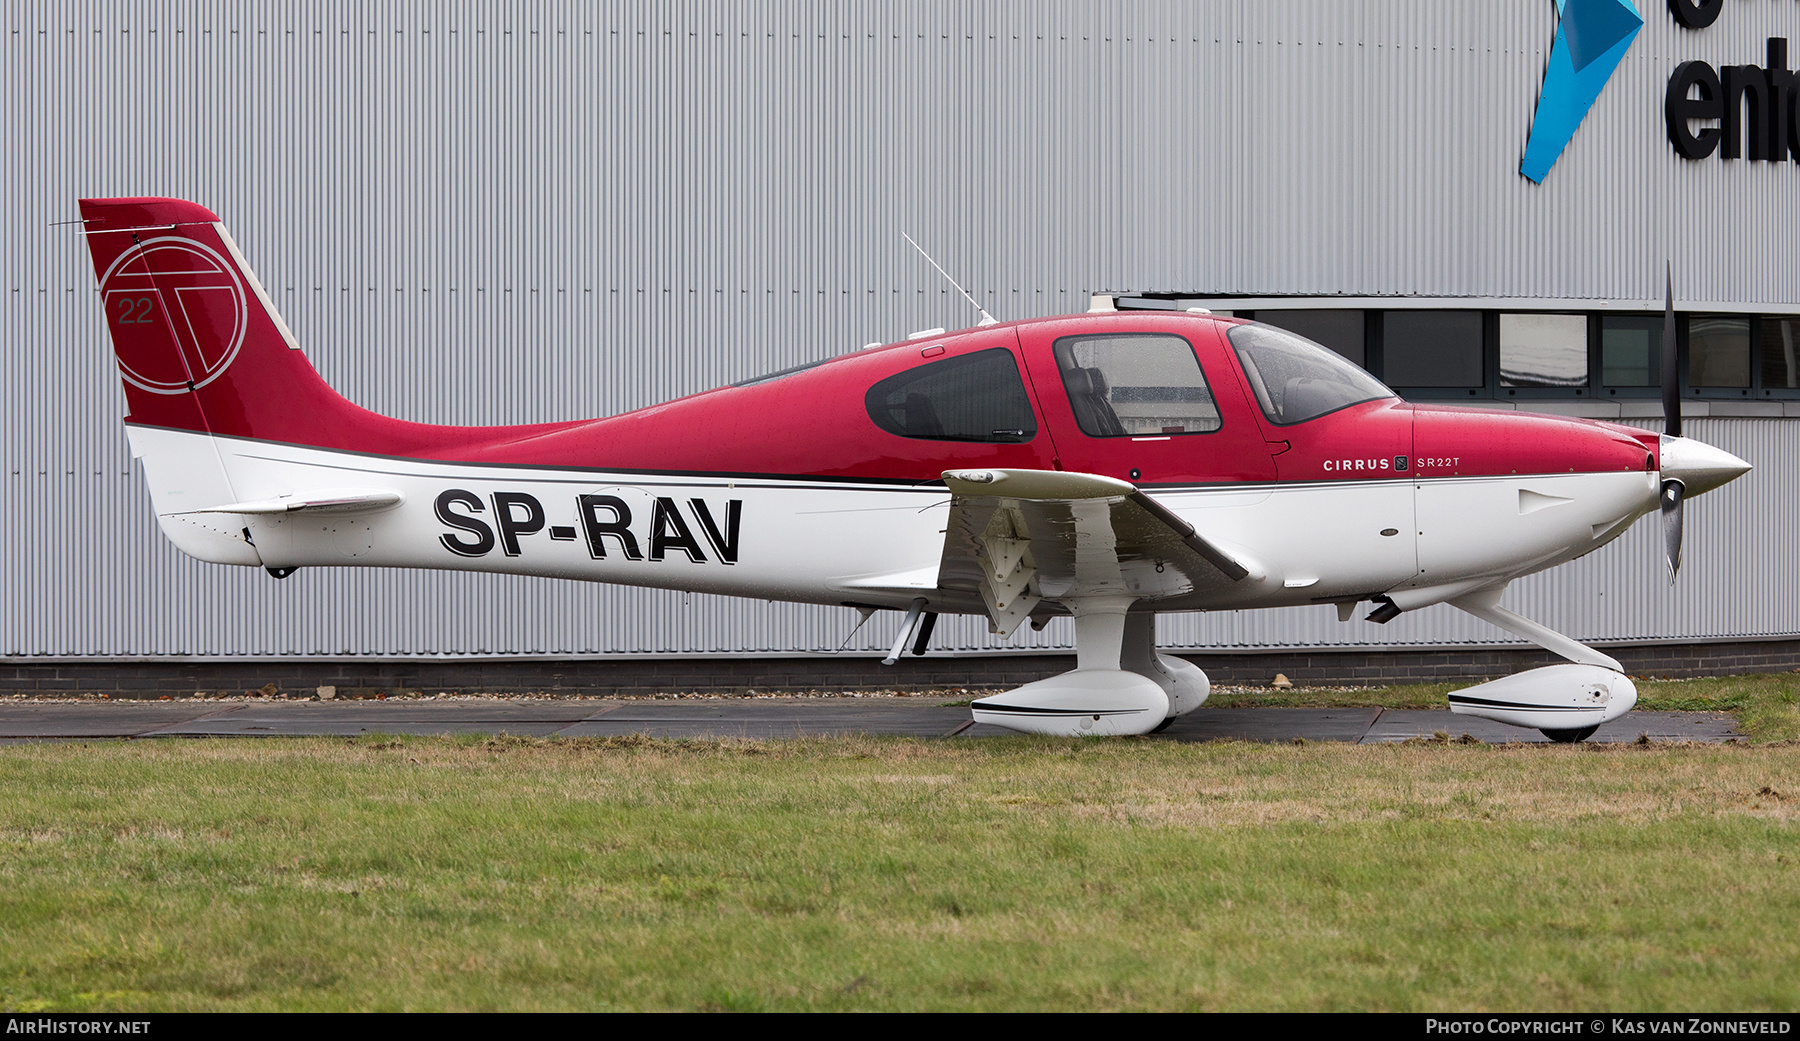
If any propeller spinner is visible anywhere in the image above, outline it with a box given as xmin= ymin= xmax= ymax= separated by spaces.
xmin=1660 ymin=265 xmax=1683 ymax=579
xmin=1657 ymin=265 xmax=1752 ymax=579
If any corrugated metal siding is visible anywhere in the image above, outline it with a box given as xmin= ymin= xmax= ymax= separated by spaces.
xmin=3 ymin=1 xmax=1798 ymax=658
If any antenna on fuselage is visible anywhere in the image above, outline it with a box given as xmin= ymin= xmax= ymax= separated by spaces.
xmin=903 ymin=232 xmax=998 ymax=327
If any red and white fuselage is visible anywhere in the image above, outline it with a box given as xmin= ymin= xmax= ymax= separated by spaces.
xmin=79 ymin=196 xmax=1749 ymax=740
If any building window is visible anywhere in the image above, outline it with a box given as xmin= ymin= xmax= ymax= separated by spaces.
xmin=1499 ymin=313 xmax=1588 ymax=389
xmin=1381 ymin=311 xmax=1483 ymax=388
xmin=1600 ymin=315 xmax=1664 ymax=388
xmin=1688 ymin=315 xmax=1751 ymax=390
xmin=1123 ymin=297 xmax=1800 ymax=406
xmin=1255 ymin=310 xmax=1366 ymax=367
xmin=1763 ymin=316 xmax=1800 ymax=391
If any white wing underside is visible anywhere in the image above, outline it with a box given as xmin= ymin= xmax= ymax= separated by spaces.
xmin=933 ymin=469 xmax=1254 ymax=636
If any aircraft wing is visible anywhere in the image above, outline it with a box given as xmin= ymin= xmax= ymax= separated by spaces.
xmin=936 ymin=468 xmax=1256 ymax=636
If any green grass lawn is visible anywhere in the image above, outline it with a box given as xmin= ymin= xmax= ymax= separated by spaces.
xmin=1201 ymin=672 xmax=1800 ymax=742
xmin=1 ymin=732 xmax=1795 ymax=1011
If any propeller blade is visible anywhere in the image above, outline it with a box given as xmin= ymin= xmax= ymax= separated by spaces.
xmin=1662 ymin=263 xmax=1680 ymax=439
xmin=1661 ymin=479 xmax=1685 ymax=581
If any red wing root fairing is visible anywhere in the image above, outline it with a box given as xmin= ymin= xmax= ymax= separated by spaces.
xmin=78 ymin=197 xmax=1751 ymax=740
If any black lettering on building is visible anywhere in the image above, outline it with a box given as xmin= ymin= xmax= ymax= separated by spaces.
xmin=578 ymin=494 xmax=643 ymax=560
xmin=1723 ymin=63 xmax=1771 ymax=159
xmin=688 ymin=498 xmax=742 ymax=564
xmin=1768 ymin=38 xmax=1793 ymax=159
xmin=648 ymin=496 xmax=707 ymax=563
xmin=1666 ymin=40 xmax=1800 ymax=163
xmin=1668 ymin=61 xmax=1724 ymax=159
xmin=491 ymin=492 xmax=545 ymax=557
xmin=436 ymin=489 xmax=494 ymax=557
xmin=1670 ymin=0 xmax=1724 ymax=31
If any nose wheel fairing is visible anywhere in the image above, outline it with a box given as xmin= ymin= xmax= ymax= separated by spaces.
xmin=1442 ymin=584 xmax=1638 ymax=741
xmin=1446 ymin=663 xmax=1637 ymax=733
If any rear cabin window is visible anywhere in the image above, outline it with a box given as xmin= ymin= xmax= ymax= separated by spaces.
xmin=1052 ymin=333 xmax=1222 ymax=437
xmin=864 ymin=348 xmax=1037 ymax=442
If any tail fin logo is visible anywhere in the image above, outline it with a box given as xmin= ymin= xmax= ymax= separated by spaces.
xmin=98 ymin=237 xmax=248 ymax=395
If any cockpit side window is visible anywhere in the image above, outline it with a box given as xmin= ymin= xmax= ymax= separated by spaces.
xmin=864 ymin=348 xmax=1037 ymax=443
xmin=1227 ymin=322 xmax=1396 ymax=425
xmin=1051 ymin=334 xmax=1222 ymax=437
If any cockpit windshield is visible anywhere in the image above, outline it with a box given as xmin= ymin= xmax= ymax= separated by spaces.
xmin=1226 ymin=322 xmax=1395 ymax=425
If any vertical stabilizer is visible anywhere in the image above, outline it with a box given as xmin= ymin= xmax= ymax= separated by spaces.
xmin=77 ymin=197 xmax=482 ymax=455
xmin=81 ymin=198 xmax=313 ymax=439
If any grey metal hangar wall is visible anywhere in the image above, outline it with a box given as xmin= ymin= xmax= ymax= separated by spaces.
xmin=3 ymin=0 xmax=1796 ymax=666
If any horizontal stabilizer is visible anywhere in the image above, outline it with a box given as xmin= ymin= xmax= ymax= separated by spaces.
xmin=183 ymin=489 xmax=404 ymax=516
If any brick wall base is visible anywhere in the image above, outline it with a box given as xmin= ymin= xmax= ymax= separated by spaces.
xmin=5 ymin=639 xmax=1799 ymax=699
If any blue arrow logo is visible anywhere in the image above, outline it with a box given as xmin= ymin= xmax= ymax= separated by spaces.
xmin=1521 ymin=0 xmax=1645 ymax=182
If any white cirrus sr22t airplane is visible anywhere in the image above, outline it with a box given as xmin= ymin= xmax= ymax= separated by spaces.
xmin=77 ymin=197 xmax=1750 ymax=741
